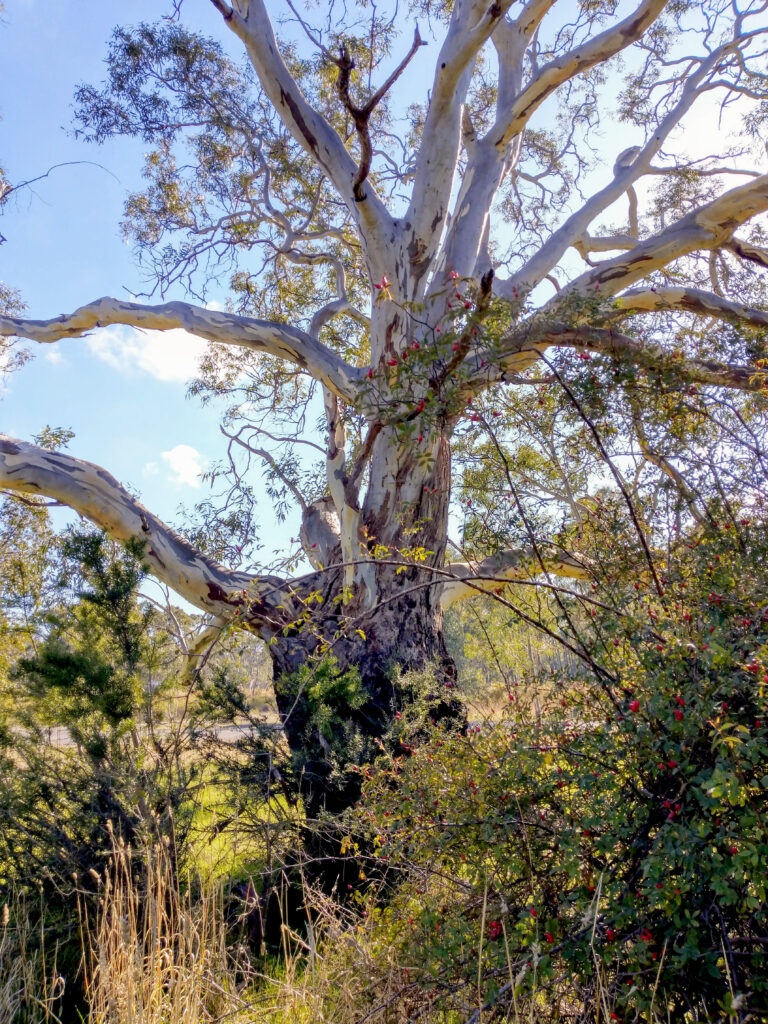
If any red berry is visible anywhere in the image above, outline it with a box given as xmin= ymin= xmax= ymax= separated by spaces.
xmin=628 ymin=700 xmax=640 ymax=713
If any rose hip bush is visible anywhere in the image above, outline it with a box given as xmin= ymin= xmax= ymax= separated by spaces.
xmin=347 ymin=516 xmax=768 ymax=1022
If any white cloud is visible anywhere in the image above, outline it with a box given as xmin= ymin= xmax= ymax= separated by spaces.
xmin=44 ymin=348 xmax=65 ymax=365
xmin=161 ymin=444 xmax=207 ymax=488
xmin=85 ymin=326 xmax=208 ymax=383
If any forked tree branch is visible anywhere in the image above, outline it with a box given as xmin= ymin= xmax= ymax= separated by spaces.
xmin=489 ymin=0 xmax=669 ymax=151
xmin=335 ymin=28 xmax=425 ymax=201
xmin=215 ymin=0 xmax=396 ymax=269
xmin=563 ymin=174 xmax=768 ymax=298
xmin=0 ymin=297 xmax=362 ymax=401
xmin=0 ymin=435 xmax=288 ymax=622
xmin=496 ymin=42 xmax=732 ymax=299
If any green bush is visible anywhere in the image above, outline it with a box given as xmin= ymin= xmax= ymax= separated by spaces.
xmin=0 ymin=531 xmax=195 ymax=1018
xmin=354 ymin=516 xmax=768 ymax=1022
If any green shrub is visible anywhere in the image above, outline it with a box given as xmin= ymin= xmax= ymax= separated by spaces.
xmin=354 ymin=517 xmax=768 ymax=1022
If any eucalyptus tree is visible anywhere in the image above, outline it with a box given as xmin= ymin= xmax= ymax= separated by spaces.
xmin=2 ymin=0 xmax=768 ymax=815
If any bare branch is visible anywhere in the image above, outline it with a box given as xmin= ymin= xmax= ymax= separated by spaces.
xmin=489 ymin=0 xmax=669 ymax=151
xmin=222 ymin=424 xmax=308 ymax=513
xmin=0 ymin=434 xmax=287 ymax=620
xmin=628 ymin=395 xmax=706 ymax=526
xmin=335 ymin=28 xmax=425 ymax=201
xmin=441 ymin=546 xmax=591 ymax=608
xmin=562 ymin=174 xmax=768 ymax=299
xmin=0 ymin=297 xmax=362 ymax=401
xmin=610 ymin=286 xmax=768 ymax=329
xmin=724 ymin=236 xmax=768 ymax=269
xmin=497 ymin=42 xmax=730 ymax=298
xmin=216 ymin=0 xmax=396 ymax=267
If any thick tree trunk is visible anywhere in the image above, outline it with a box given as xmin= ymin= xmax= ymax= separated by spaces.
xmin=256 ymin=563 xmax=462 ymax=918
xmin=268 ymin=562 xmax=462 ymax=822
xmin=252 ymin=428 xmax=464 ymax=905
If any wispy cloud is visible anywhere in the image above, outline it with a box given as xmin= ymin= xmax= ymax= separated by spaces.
xmin=160 ymin=444 xmax=207 ymax=488
xmin=85 ymin=326 xmax=208 ymax=383
xmin=43 ymin=347 xmax=65 ymax=365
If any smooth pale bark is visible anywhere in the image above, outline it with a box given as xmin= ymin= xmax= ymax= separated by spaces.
xmin=404 ymin=0 xmax=516 ymax=280
xmin=610 ymin=287 xmax=768 ymax=329
xmin=490 ymin=0 xmax=669 ymax=151
xmin=0 ymin=297 xmax=361 ymax=402
xmin=565 ymin=175 xmax=768 ymax=299
xmin=441 ymin=547 xmax=591 ymax=608
xmin=0 ymin=435 xmax=286 ymax=623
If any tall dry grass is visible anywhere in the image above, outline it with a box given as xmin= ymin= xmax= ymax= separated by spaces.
xmin=79 ymin=827 xmax=248 ymax=1024
xmin=6 ymin=835 xmax=599 ymax=1024
xmin=76 ymin=831 xmax=426 ymax=1024
xmin=0 ymin=894 xmax=63 ymax=1024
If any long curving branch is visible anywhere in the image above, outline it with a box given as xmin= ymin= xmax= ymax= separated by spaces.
xmin=609 ymin=286 xmax=768 ymax=329
xmin=563 ymin=174 xmax=768 ymax=298
xmin=0 ymin=297 xmax=362 ymax=402
xmin=440 ymin=546 xmax=591 ymax=609
xmin=489 ymin=0 xmax=669 ymax=152
xmin=474 ymin=321 xmax=767 ymax=392
xmin=0 ymin=435 xmax=288 ymax=624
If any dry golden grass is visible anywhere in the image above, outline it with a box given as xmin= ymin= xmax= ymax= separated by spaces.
xmin=79 ymin=828 xmax=244 ymax=1024
xmin=6 ymin=825 xmax=617 ymax=1024
xmin=0 ymin=893 xmax=64 ymax=1024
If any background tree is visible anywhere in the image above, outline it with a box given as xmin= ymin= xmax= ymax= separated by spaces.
xmin=1 ymin=0 xmax=767 ymax=823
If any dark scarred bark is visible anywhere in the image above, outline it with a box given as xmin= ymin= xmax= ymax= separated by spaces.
xmin=269 ymin=579 xmax=460 ymax=805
